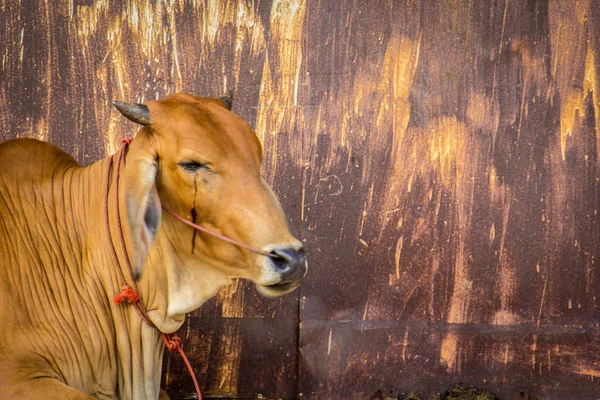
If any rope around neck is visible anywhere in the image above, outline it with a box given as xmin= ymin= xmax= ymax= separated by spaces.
xmin=106 ymin=138 xmax=282 ymax=398
xmin=105 ymin=138 xmax=202 ymax=399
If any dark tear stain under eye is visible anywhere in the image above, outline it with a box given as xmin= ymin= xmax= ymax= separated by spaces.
xmin=191 ymin=174 xmax=198 ymax=254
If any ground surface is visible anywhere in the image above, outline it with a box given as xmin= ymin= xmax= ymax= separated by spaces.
xmin=375 ymin=384 xmax=497 ymax=400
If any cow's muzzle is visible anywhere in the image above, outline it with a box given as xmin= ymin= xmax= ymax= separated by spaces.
xmin=256 ymin=246 xmax=307 ymax=297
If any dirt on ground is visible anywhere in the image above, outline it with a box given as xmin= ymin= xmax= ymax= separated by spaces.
xmin=375 ymin=383 xmax=497 ymax=400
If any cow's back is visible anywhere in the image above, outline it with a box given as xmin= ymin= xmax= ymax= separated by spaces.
xmin=0 ymin=138 xmax=81 ymax=284
xmin=0 ymin=138 xmax=79 ymax=180
xmin=0 ymin=137 xmax=82 ymax=344
xmin=0 ymin=138 xmax=82 ymax=294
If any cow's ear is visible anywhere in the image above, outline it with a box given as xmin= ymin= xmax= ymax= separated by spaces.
xmin=123 ymin=135 xmax=161 ymax=279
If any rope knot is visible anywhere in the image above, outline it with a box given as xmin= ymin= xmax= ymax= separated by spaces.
xmin=114 ymin=285 xmax=140 ymax=305
xmin=164 ymin=333 xmax=181 ymax=351
xmin=121 ymin=138 xmax=132 ymax=145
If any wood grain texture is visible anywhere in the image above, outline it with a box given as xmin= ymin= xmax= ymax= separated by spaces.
xmin=301 ymin=320 xmax=600 ymax=399
xmin=299 ymin=0 xmax=600 ymax=399
xmin=163 ymin=317 xmax=298 ymax=399
xmin=1 ymin=0 xmax=600 ymax=399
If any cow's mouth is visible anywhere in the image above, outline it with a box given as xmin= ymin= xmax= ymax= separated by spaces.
xmin=256 ymin=280 xmax=300 ymax=297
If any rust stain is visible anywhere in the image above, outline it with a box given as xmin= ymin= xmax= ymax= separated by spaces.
xmin=425 ymin=117 xmax=467 ymax=188
xmin=531 ymin=335 xmax=538 ymax=371
xmin=536 ymin=276 xmax=548 ymax=330
xmin=209 ymin=324 xmax=242 ymax=397
xmin=568 ymin=363 xmax=600 ymax=379
xmin=255 ymin=0 xmax=305 ymax=182
xmin=440 ymin=332 xmax=459 ymax=373
xmin=560 ymin=89 xmax=587 ymax=161
xmin=394 ymin=237 xmax=403 ymax=280
xmin=493 ymin=190 xmax=518 ymax=326
xmin=217 ymin=279 xmax=244 ymax=319
xmin=549 ymin=0 xmax=599 ymax=161
xmin=401 ymin=329 xmax=409 ymax=363
xmin=425 ymin=119 xmax=474 ymax=340
xmin=503 ymin=344 xmax=511 ymax=367
xmin=466 ymin=91 xmax=499 ymax=137
xmin=364 ymin=34 xmax=422 ymax=187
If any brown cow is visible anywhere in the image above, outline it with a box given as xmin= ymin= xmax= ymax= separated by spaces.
xmin=0 ymin=93 xmax=306 ymax=399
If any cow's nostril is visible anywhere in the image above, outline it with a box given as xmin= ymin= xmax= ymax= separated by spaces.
xmin=269 ymin=252 xmax=290 ymax=272
xmin=269 ymin=247 xmax=307 ymax=281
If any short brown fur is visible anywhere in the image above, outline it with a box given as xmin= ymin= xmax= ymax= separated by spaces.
xmin=0 ymin=93 xmax=304 ymax=399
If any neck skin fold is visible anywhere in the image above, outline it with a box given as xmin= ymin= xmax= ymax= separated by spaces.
xmin=136 ymin=217 xmax=234 ymax=333
xmin=80 ymin=149 xmax=233 ymax=397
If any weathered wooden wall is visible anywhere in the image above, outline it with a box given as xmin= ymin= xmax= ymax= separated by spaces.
xmin=1 ymin=0 xmax=600 ymax=399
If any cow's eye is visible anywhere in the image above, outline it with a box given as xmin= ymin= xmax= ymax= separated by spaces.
xmin=178 ymin=161 xmax=210 ymax=173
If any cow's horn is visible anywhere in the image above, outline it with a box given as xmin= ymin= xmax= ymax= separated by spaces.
xmin=113 ymin=101 xmax=151 ymax=126
xmin=218 ymin=89 xmax=233 ymax=111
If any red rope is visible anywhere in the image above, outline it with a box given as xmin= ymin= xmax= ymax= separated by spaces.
xmin=113 ymin=285 xmax=139 ymax=305
xmin=162 ymin=333 xmax=202 ymax=397
xmin=106 ymin=139 xmax=202 ymax=400
xmin=104 ymin=140 xmax=153 ymax=326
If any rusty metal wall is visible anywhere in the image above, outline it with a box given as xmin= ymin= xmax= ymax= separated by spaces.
xmin=1 ymin=1 xmax=600 ymax=399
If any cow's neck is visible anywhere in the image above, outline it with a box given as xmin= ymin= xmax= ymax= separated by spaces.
xmin=83 ymin=153 xmax=232 ymax=397
xmin=75 ymin=157 xmax=165 ymax=399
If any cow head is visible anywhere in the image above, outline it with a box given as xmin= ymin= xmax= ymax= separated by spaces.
xmin=113 ymin=93 xmax=306 ymax=310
